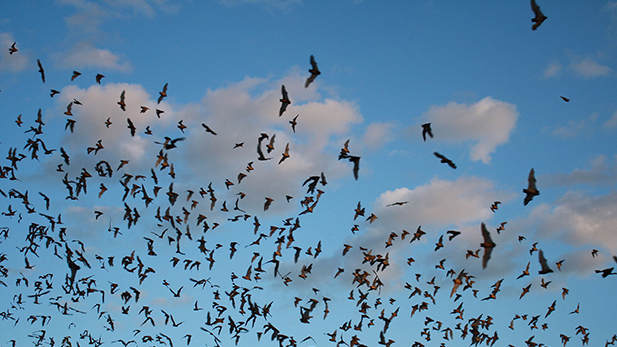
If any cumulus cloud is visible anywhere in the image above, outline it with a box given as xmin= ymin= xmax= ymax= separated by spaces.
xmin=532 ymin=191 xmax=617 ymax=252
xmin=569 ymin=58 xmax=612 ymax=78
xmin=372 ymin=176 xmax=512 ymax=229
xmin=420 ymin=97 xmax=518 ymax=163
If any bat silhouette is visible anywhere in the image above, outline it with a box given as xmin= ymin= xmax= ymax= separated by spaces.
xmin=158 ymin=83 xmax=168 ymax=104
xmin=434 ymin=152 xmax=456 ymax=169
xmin=480 ymin=222 xmax=496 ymax=269
xmin=279 ymin=85 xmax=290 ymax=117
xmin=422 ymin=123 xmax=433 ymax=141
xmin=37 ymin=59 xmax=45 ymax=83
xmin=304 ymin=55 xmax=321 ymax=88
xmin=531 ymin=0 xmax=547 ymax=31
xmin=538 ymin=249 xmax=553 ymax=274
xmin=523 ymin=168 xmax=539 ymax=205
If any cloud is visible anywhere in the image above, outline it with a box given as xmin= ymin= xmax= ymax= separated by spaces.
xmin=548 ymin=113 xmax=597 ymax=138
xmin=603 ymin=110 xmax=617 ymax=129
xmin=43 ymin=73 xmax=363 ymax=218
xmin=361 ymin=122 xmax=395 ymax=149
xmin=216 ymin=0 xmax=301 ymax=8
xmin=53 ymin=43 xmax=133 ymax=72
xmin=569 ymin=58 xmax=612 ymax=78
xmin=532 ymin=190 xmax=617 ymax=253
xmin=542 ymin=60 xmax=562 ymax=79
xmin=420 ymin=97 xmax=518 ymax=163
xmin=0 ymin=32 xmax=28 ymax=72
xmin=543 ymin=154 xmax=617 ymax=187
xmin=371 ymin=176 xmax=512 ymax=229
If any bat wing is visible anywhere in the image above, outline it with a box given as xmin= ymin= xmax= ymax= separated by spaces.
xmin=480 ymin=223 xmax=495 ymax=269
xmin=538 ymin=249 xmax=553 ymax=274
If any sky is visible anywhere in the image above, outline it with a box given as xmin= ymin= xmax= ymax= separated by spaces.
xmin=1 ymin=1 xmax=617 ymax=346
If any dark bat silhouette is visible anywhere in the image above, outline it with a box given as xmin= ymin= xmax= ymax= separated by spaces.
xmin=9 ymin=42 xmax=17 ymax=55
xmin=523 ymin=168 xmax=539 ymax=205
xmin=531 ymin=0 xmax=547 ymax=31
xmin=37 ymin=59 xmax=45 ymax=83
xmin=480 ymin=222 xmax=496 ymax=269
xmin=257 ymin=133 xmax=272 ymax=161
xmin=158 ymin=83 xmax=168 ymax=104
xmin=422 ymin=123 xmax=433 ymax=141
xmin=434 ymin=152 xmax=456 ymax=169
xmin=127 ymin=118 xmax=136 ymax=137
xmin=304 ymin=55 xmax=321 ymax=88
xmin=538 ymin=249 xmax=553 ymax=274
xmin=279 ymin=85 xmax=290 ymax=117
xmin=118 ymin=90 xmax=127 ymax=111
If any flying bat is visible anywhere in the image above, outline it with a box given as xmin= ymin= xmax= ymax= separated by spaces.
xmin=118 ymin=90 xmax=127 ymax=111
xmin=340 ymin=155 xmax=360 ymax=180
xmin=96 ymin=74 xmax=105 ymax=84
xmin=480 ymin=222 xmax=496 ymax=269
xmin=127 ymin=118 xmax=136 ymax=137
xmin=37 ymin=59 xmax=45 ymax=83
xmin=531 ymin=0 xmax=547 ymax=31
xmin=434 ymin=152 xmax=456 ymax=169
xmin=304 ymin=55 xmax=321 ymax=88
xmin=422 ymin=123 xmax=433 ymax=141
xmin=279 ymin=85 xmax=291 ymax=117
xmin=538 ymin=249 xmax=553 ymax=274
xmin=158 ymin=83 xmax=168 ymax=104
xmin=9 ymin=42 xmax=17 ymax=55
xmin=523 ymin=168 xmax=539 ymax=205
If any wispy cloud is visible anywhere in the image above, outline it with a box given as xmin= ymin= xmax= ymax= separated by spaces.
xmin=542 ymin=60 xmax=562 ymax=79
xmin=420 ymin=97 xmax=518 ymax=164
xmin=0 ymin=32 xmax=29 ymax=72
xmin=569 ymin=57 xmax=612 ymax=78
xmin=543 ymin=154 xmax=617 ymax=187
xmin=216 ymin=0 xmax=301 ymax=9
xmin=548 ymin=113 xmax=597 ymax=138
xmin=52 ymin=43 xmax=133 ymax=72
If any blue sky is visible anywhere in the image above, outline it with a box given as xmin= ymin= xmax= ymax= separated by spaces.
xmin=1 ymin=1 xmax=617 ymax=346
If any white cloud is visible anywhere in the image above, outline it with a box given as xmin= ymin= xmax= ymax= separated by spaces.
xmin=603 ymin=110 xmax=617 ymax=129
xmin=543 ymin=154 xmax=617 ymax=187
xmin=533 ymin=191 xmax=617 ymax=253
xmin=549 ymin=113 xmax=597 ymax=138
xmin=542 ymin=60 xmax=562 ymax=79
xmin=420 ymin=97 xmax=518 ymax=164
xmin=0 ymin=32 xmax=28 ymax=72
xmin=569 ymin=58 xmax=612 ymax=78
xmin=361 ymin=122 xmax=394 ymax=149
xmin=53 ymin=43 xmax=133 ymax=72
xmin=217 ymin=0 xmax=301 ymax=8
xmin=372 ymin=176 xmax=511 ymax=229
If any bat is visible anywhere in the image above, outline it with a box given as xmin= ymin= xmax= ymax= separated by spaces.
xmin=538 ymin=249 xmax=553 ymax=274
xmin=279 ymin=85 xmax=290 ymax=117
xmin=434 ymin=152 xmax=456 ymax=169
xmin=480 ymin=222 xmax=496 ymax=269
xmin=37 ymin=59 xmax=45 ymax=83
xmin=531 ymin=0 xmax=547 ymax=31
xmin=304 ymin=55 xmax=321 ymax=88
xmin=523 ymin=168 xmax=539 ymax=205
xmin=422 ymin=123 xmax=433 ymax=141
